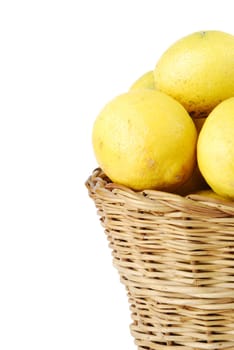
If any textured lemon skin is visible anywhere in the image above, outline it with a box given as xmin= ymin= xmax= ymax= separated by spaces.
xmin=197 ymin=97 xmax=234 ymax=199
xmin=129 ymin=70 xmax=155 ymax=91
xmin=92 ymin=90 xmax=197 ymax=191
xmin=154 ymin=31 xmax=234 ymax=118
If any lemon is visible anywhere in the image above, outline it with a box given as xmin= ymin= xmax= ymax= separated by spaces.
xmin=197 ymin=97 xmax=234 ymax=199
xmin=194 ymin=189 xmax=231 ymax=202
xmin=92 ymin=89 xmax=197 ymax=191
xmin=129 ymin=70 xmax=155 ymax=91
xmin=154 ymin=30 xmax=234 ymax=118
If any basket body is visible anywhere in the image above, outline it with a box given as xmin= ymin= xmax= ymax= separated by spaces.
xmin=86 ymin=168 xmax=234 ymax=350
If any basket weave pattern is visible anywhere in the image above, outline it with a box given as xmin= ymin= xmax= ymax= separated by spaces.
xmin=86 ymin=168 xmax=234 ymax=350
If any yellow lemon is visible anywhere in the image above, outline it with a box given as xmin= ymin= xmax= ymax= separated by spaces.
xmin=197 ymin=97 xmax=234 ymax=199
xmin=154 ymin=30 xmax=234 ymax=118
xmin=194 ymin=189 xmax=231 ymax=202
xmin=129 ymin=70 xmax=155 ymax=91
xmin=92 ymin=89 xmax=197 ymax=191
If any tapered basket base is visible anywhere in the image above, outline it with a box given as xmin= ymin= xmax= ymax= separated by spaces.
xmin=86 ymin=168 xmax=234 ymax=349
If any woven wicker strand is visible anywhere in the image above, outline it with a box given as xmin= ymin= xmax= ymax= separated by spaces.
xmin=86 ymin=168 xmax=234 ymax=350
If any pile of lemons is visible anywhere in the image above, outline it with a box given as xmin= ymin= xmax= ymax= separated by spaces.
xmin=92 ymin=30 xmax=234 ymax=199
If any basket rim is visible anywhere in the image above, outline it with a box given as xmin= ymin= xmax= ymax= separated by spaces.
xmin=86 ymin=167 xmax=234 ymax=216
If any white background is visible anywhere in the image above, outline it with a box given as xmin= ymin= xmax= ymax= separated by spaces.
xmin=0 ymin=1 xmax=233 ymax=349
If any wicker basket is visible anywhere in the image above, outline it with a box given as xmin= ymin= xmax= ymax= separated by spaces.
xmin=86 ymin=167 xmax=234 ymax=350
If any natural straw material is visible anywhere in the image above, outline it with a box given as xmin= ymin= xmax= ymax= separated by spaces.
xmin=86 ymin=167 xmax=234 ymax=350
